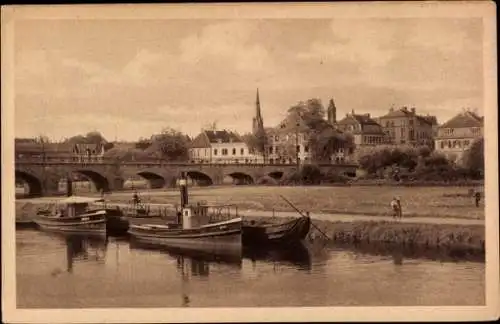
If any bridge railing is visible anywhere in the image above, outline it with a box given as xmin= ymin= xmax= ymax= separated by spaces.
xmin=14 ymin=156 xmax=359 ymax=167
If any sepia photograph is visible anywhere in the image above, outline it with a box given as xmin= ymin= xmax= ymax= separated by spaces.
xmin=2 ymin=2 xmax=498 ymax=323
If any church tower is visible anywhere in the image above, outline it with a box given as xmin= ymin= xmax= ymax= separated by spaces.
xmin=252 ymin=88 xmax=265 ymax=134
xmin=327 ymin=98 xmax=337 ymax=126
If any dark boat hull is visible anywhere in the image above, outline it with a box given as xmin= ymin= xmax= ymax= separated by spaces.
xmin=128 ymin=218 xmax=242 ymax=255
xmin=242 ymin=216 xmax=311 ymax=246
xmin=34 ymin=210 xmax=107 ymax=235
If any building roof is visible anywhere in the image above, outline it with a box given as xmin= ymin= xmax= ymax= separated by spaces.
xmin=337 ymin=112 xmax=385 ymax=134
xmin=204 ymin=130 xmax=242 ymax=143
xmin=440 ymin=111 xmax=484 ymax=129
xmin=378 ymin=107 xmax=438 ymax=126
xmin=189 ymin=130 xmax=243 ymax=148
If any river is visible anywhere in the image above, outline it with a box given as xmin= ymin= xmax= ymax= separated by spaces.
xmin=16 ymin=229 xmax=485 ymax=308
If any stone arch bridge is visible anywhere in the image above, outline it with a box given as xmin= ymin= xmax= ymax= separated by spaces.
xmin=15 ymin=160 xmax=358 ymax=197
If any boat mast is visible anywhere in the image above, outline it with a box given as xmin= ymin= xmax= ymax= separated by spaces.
xmin=179 ymin=172 xmax=189 ymax=207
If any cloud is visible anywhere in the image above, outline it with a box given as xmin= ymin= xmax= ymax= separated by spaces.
xmin=179 ymin=21 xmax=273 ymax=73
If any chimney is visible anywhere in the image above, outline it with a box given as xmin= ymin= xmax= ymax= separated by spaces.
xmin=351 ymin=109 xmax=355 ymax=115
xmin=402 ymin=106 xmax=408 ymax=112
xmin=179 ymin=172 xmax=189 ymax=207
xmin=327 ymin=98 xmax=337 ymax=125
xmin=411 ymin=107 xmax=416 ymax=114
xmin=66 ymin=176 xmax=73 ymax=197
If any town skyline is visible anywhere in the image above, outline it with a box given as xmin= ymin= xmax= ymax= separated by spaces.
xmin=13 ymin=18 xmax=484 ymax=142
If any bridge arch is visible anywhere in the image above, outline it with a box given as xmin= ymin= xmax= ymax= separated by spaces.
xmin=256 ymin=175 xmax=279 ymax=185
xmin=15 ymin=170 xmax=43 ymax=197
xmin=268 ymin=171 xmax=284 ymax=181
xmin=72 ymin=169 xmax=110 ymax=193
xmin=185 ymin=171 xmax=213 ymax=186
xmin=135 ymin=169 xmax=177 ymax=189
xmin=225 ymin=172 xmax=254 ymax=185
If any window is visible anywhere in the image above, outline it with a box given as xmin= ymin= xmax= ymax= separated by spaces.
xmin=296 ymin=145 xmax=300 ymax=153
xmin=222 ymin=148 xmax=228 ymax=155
xmin=232 ymin=148 xmax=236 ymax=155
xmin=214 ymin=149 xmax=218 ymax=156
xmin=440 ymin=141 xmax=445 ymax=149
xmin=269 ymin=146 xmax=273 ymax=154
xmin=240 ymin=148 xmax=244 ymax=155
xmin=305 ymin=145 xmax=309 ymax=153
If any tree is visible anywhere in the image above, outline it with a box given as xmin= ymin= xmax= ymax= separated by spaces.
xmin=64 ymin=132 xmax=107 ymax=145
xmin=242 ymin=132 xmax=266 ymax=156
xmin=35 ymin=134 xmax=51 ymax=144
xmin=103 ymin=147 xmax=151 ymax=162
xmin=135 ymin=138 xmax=152 ymax=150
xmin=85 ymin=131 xmax=107 ymax=145
xmin=287 ymin=99 xmax=325 ymax=129
xmin=463 ymin=138 xmax=484 ymax=177
xmin=146 ymin=128 xmax=190 ymax=161
xmin=309 ymin=127 xmax=355 ymax=163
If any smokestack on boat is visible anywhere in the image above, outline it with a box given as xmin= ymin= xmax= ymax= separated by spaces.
xmin=66 ymin=176 xmax=73 ymax=197
xmin=179 ymin=172 xmax=188 ymax=207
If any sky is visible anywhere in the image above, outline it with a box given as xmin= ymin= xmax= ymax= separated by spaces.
xmin=13 ymin=17 xmax=484 ymax=142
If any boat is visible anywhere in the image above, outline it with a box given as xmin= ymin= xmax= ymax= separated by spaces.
xmin=242 ymin=194 xmax=312 ymax=247
xmin=128 ymin=172 xmax=242 ymax=255
xmin=33 ymin=177 xmax=110 ymax=235
xmin=242 ymin=215 xmax=311 ymax=247
xmin=34 ymin=195 xmax=108 ymax=235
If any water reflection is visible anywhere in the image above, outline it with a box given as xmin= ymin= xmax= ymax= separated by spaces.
xmin=15 ymin=229 xmax=486 ymax=308
xmin=330 ymin=241 xmax=485 ymax=264
xmin=60 ymin=234 xmax=108 ymax=273
xmin=243 ymin=242 xmax=312 ymax=272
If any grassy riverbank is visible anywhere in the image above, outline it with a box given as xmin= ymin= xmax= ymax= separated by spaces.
xmin=244 ymin=214 xmax=485 ymax=260
xmin=15 ymin=185 xmax=485 ymax=221
xmin=99 ymin=185 xmax=485 ymax=219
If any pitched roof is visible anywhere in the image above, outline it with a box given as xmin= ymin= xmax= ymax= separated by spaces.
xmin=190 ymin=130 xmax=243 ymax=148
xmin=379 ymin=108 xmax=412 ymax=118
xmin=440 ymin=111 xmax=484 ymax=129
xmin=337 ymin=113 xmax=385 ymax=134
xmin=204 ymin=130 xmax=242 ymax=143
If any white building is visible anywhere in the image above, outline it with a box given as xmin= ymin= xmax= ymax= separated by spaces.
xmin=434 ymin=110 xmax=484 ymax=165
xmin=188 ymin=130 xmax=262 ymax=164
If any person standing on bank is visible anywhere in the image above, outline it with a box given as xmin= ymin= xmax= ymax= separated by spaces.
xmin=391 ymin=197 xmax=399 ymax=219
xmin=474 ymin=190 xmax=481 ymax=208
xmin=390 ymin=196 xmax=403 ymax=220
xmin=396 ymin=197 xmax=403 ymax=219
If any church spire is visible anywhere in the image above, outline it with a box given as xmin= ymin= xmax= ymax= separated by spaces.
xmin=252 ymin=88 xmax=264 ymax=135
xmin=256 ymin=88 xmax=262 ymax=119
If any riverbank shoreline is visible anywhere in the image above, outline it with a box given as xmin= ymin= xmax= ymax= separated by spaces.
xmin=15 ymin=184 xmax=485 ymax=221
xmin=15 ymin=199 xmax=485 ymax=262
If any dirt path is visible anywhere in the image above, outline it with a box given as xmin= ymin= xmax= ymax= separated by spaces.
xmin=17 ymin=197 xmax=484 ymax=226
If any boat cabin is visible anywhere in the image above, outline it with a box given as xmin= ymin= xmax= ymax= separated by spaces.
xmin=55 ymin=196 xmax=105 ymax=218
xmin=181 ymin=203 xmax=210 ymax=229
